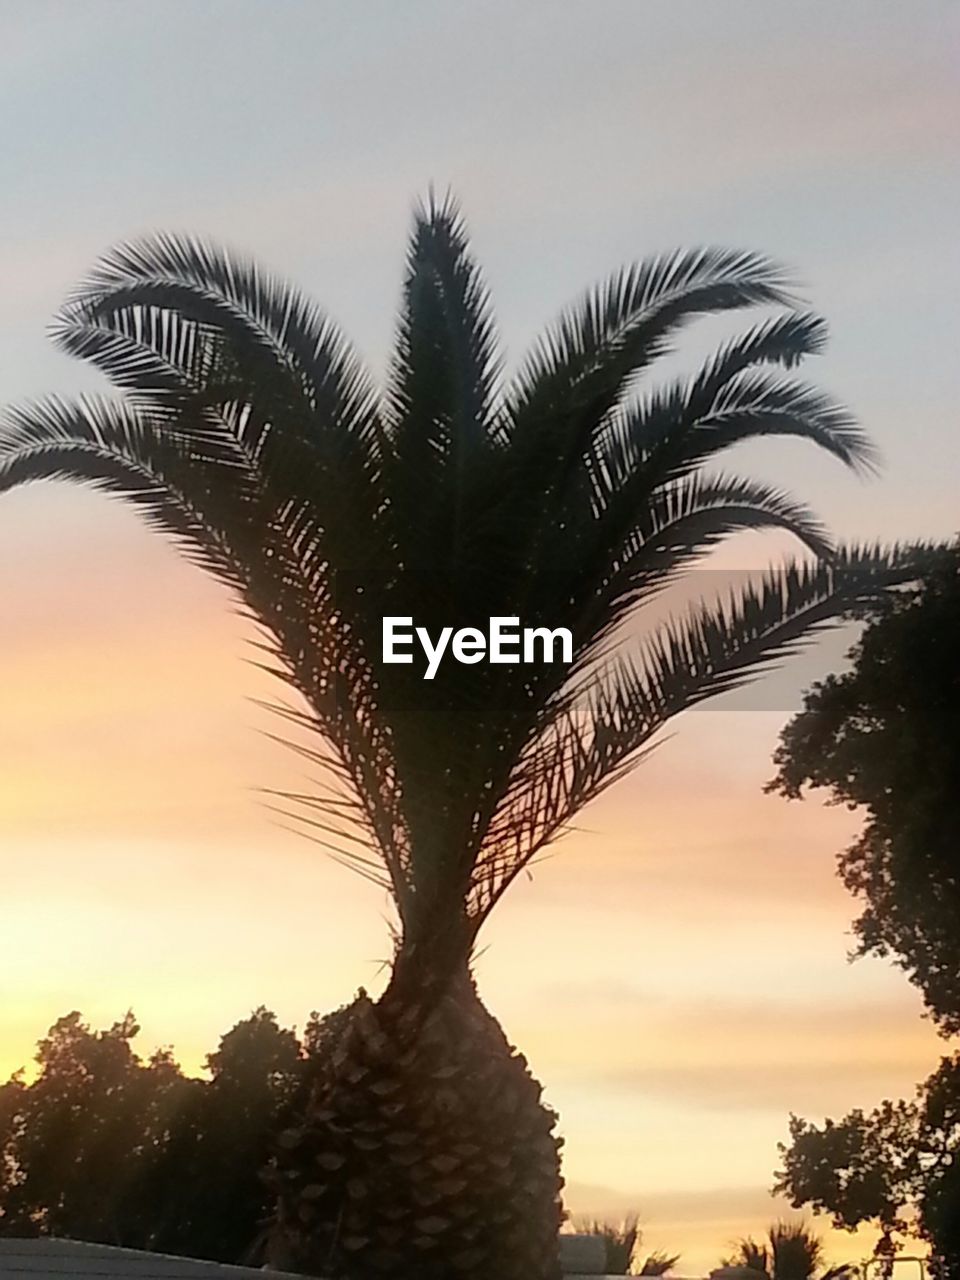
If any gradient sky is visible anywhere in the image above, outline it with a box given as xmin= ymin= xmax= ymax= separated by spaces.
xmin=1 ymin=3 xmax=958 ymax=1272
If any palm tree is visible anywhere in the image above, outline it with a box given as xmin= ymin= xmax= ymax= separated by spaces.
xmin=0 ymin=196 xmax=927 ymax=1279
xmin=725 ymin=1221 xmax=854 ymax=1280
xmin=572 ymin=1213 xmax=680 ymax=1274
xmin=572 ymin=1214 xmax=641 ymax=1273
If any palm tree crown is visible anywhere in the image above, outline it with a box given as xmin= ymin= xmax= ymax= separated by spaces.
xmin=0 ymin=195 xmax=923 ymax=974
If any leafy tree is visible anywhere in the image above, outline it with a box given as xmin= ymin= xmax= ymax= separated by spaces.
xmin=141 ymin=1006 xmax=303 ymax=1263
xmin=0 ymin=1008 xmax=303 ymax=1264
xmin=0 ymin=1012 xmax=194 ymax=1245
xmin=0 ymin=195 xmax=929 ymax=1279
xmin=768 ymin=553 xmax=960 ymax=1276
xmin=769 ymin=553 xmax=960 ymax=1275
xmin=776 ymin=1055 xmax=960 ymax=1275
xmin=724 ymin=1222 xmax=852 ymax=1280
xmin=767 ymin=549 xmax=960 ymax=1033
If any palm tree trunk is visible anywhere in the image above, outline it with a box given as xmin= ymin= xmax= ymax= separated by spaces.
xmin=267 ymin=964 xmax=564 ymax=1279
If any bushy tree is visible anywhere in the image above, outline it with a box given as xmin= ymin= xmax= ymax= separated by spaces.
xmin=767 ymin=548 xmax=960 ymax=1032
xmin=0 ymin=194 xmax=931 ymax=1279
xmin=0 ymin=1008 xmax=303 ymax=1263
xmin=776 ymin=1055 xmax=960 ymax=1274
xmin=0 ymin=1012 xmax=193 ymax=1244
xmin=141 ymin=1006 xmax=303 ymax=1263
xmin=770 ymin=553 xmax=960 ymax=1276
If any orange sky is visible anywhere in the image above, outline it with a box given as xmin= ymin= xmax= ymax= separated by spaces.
xmin=0 ymin=485 xmax=947 ymax=1272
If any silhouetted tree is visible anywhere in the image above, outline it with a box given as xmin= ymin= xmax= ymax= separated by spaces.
xmin=0 ymin=1012 xmax=194 ymax=1245
xmin=769 ymin=552 xmax=960 ymax=1276
xmin=767 ymin=548 xmax=960 ymax=1033
xmin=777 ymin=1055 xmax=960 ymax=1276
xmin=140 ymin=1006 xmax=303 ymax=1263
xmin=724 ymin=1222 xmax=852 ymax=1280
xmin=0 ymin=194 xmax=932 ymax=1279
xmin=0 ymin=1008 xmax=304 ymax=1264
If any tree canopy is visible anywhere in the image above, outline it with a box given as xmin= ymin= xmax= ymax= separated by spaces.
xmin=776 ymin=1054 xmax=960 ymax=1271
xmin=770 ymin=550 xmax=960 ymax=1274
xmin=0 ymin=1007 xmax=311 ymax=1263
xmin=767 ymin=548 xmax=960 ymax=1033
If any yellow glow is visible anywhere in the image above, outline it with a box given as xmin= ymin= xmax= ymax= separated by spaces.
xmin=0 ymin=486 xmax=944 ymax=1272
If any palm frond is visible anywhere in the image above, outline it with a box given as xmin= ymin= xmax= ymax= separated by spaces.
xmin=639 ymin=1251 xmax=682 ymax=1276
xmin=0 ymin=395 xmax=252 ymax=590
xmin=734 ymin=1239 xmax=771 ymax=1275
xmin=63 ymin=232 xmax=377 ymax=438
xmin=560 ymin=472 xmax=834 ymax=668
xmin=57 ymin=236 xmax=398 ymax=732
xmin=506 ymin=247 xmax=795 ymax=436
xmin=58 ymin=235 xmax=387 ymax=582
xmin=571 ymin=1213 xmax=642 ymax=1274
xmin=387 ymin=191 xmax=499 ymax=448
xmin=384 ymin=192 xmax=502 ymax=610
xmin=493 ymin=309 xmax=868 ymax=705
xmin=499 ymin=256 xmax=801 ymax=580
xmin=468 ymin=542 xmax=935 ymax=921
xmin=768 ymin=1221 xmax=824 ymax=1280
xmin=600 ymin=370 xmax=876 ymax=505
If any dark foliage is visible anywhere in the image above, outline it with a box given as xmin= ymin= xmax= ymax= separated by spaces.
xmin=770 ymin=552 xmax=960 ymax=1275
xmin=570 ymin=1213 xmax=679 ymax=1274
xmin=0 ymin=1008 xmax=307 ymax=1263
xmin=767 ymin=548 xmax=960 ymax=1034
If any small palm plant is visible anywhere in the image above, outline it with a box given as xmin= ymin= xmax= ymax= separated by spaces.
xmin=573 ymin=1213 xmax=680 ymax=1274
xmin=0 ymin=195 xmax=927 ymax=1279
xmin=726 ymin=1221 xmax=854 ymax=1280
xmin=641 ymin=1251 xmax=684 ymax=1275
xmin=573 ymin=1214 xmax=641 ymax=1273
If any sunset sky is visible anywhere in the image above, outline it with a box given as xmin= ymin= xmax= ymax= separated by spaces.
xmin=1 ymin=3 xmax=958 ymax=1273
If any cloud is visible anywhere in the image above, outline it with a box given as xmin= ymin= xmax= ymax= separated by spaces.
xmin=528 ymin=994 xmax=941 ymax=1114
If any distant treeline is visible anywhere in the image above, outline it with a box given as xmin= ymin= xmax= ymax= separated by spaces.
xmin=0 ymin=1006 xmax=345 ymax=1264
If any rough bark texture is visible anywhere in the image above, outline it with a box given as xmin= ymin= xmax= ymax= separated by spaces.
xmin=266 ymin=972 xmax=564 ymax=1279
